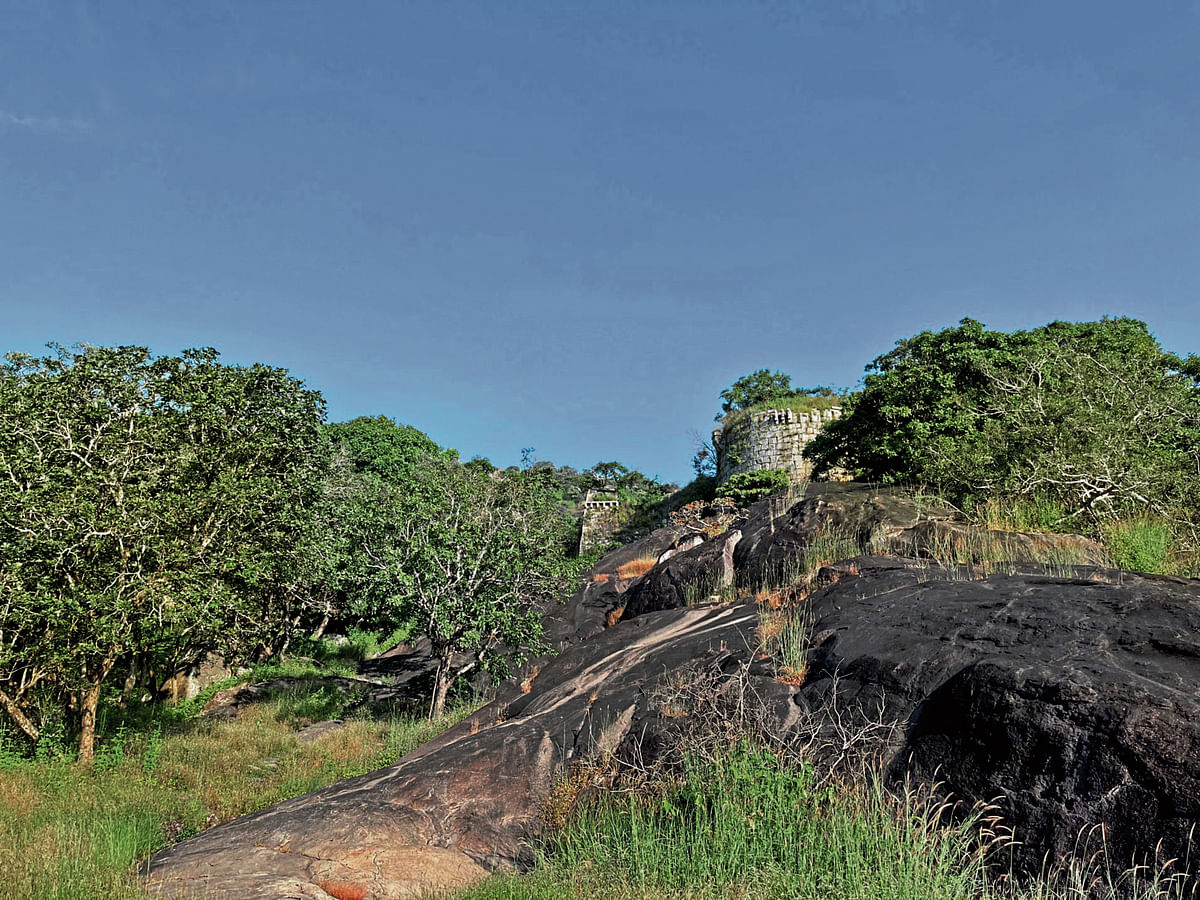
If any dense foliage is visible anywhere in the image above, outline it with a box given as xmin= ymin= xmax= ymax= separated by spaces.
xmin=806 ymin=318 xmax=1200 ymax=535
xmin=715 ymin=469 xmax=791 ymax=507
xmin=0 ymin=352 xmax=589 ymax=757
xmin=324 ymin=424 xmax=576 ymax=715
xmin=0 ymin=346 xmax=328 ymax=763
xmin=719 ymin=369 xmax=797 ymax=415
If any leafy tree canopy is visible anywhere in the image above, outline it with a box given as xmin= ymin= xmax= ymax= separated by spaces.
xmin=806 ymin=318 xmax=1200 ymax=529
xmin=719 ymin=369 xmax=796 ymax=415
xmin=343 ymin=455 xmax=573 ymax=715
xmin=0 ymin=345 xmax=328 ymax=763
xmin=324 ymin=416 xmax=452 ymax=484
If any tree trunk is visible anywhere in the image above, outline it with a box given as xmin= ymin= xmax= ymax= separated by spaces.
xmin=310 ymin=610 xmax=331 ymax=641
xmin=429 ymin=649 xmax=453 ymax=719
xmin=78 ymin=656 xmax=114 ymax=768
xmin=0 ymin=686 xmax=39 ymax=743
xmin=78 ymin=678 xmax=102 ymax=767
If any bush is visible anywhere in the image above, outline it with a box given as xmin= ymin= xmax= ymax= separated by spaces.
xmin=806 ymin=318 xmax=1200 ymax=533
xmin=715 ymin=469 xmax=790 ymax=506
xmin=1103 ymin=518 xmax=1174 ymax=574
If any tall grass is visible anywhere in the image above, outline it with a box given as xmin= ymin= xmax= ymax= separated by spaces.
xmin=458 ymin=745 xmax=994 ymax=900
xmin=456 ymin=744 xmax=1196 ymax=900
xmin=932 ymin=489 xmax=1196 ymax=578
xmin=1102 ymin=518 xmax=1174 ymax=575
xmin=618 ymin=555 xmax=659 ymax=580
xmin=975 ymin=494 xmax=1074 ymax=534
xmin=914 ymin=526 xmax=1095 ymax=579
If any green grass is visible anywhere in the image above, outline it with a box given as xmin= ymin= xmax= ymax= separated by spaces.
xmin=456 ymin=745 xmax=994 ymax=900
xmin=0 ymin=678 xmax=477 ymax=899
xmin=454 ymin=744 xmax=1196 ymax=900
xmin=1102 ymin=517 xmax=1175 ymax=575
xmin=928 ymin=489 xmax=1197 ymax=578
xmin=974 ymin=494 xmax=1075 ymax=534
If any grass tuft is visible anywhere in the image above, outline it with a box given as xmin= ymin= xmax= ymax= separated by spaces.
xmin=617 ymin=556 xmax=659 ymax=580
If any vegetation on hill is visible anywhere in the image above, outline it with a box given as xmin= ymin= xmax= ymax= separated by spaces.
xmin=0 ymin=351 xmax=588 ymax=759
xmin=806 ymin=318 xmax=1200 ymax=573
xmin=717 ymin=369 xmax=843 ymax=418
xmin=5 ymin=324 xmax=1200 ymax=897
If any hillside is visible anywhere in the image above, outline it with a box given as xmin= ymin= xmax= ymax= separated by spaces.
xmin=144 ymin=483 xmax=1200 ymax=898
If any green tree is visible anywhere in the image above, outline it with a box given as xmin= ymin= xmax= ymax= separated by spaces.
xmin=587 ymin=461 xmax=630 ymax=489
xmin=719 ymin=369 xmax=796 ymax=415
xmin=315 ymin=416 xmax=459 ymax=641
xmin=354 ymin=457 xmax=571 ymax=716
xmin=0 ymin=345 xmax=326 ymax=764
xmin=807 ymin=318 xmax=1200 ymax=528
xmin=324 ymin=415 xmax=451 ymax=482
xmin=715 ymin=468 xmax=791 ymax=506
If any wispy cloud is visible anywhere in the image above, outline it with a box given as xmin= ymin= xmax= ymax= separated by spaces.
xmin=0 ymin=110 xmax=91 ymax=133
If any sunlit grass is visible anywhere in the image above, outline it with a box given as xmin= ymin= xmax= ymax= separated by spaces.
xmin=617 ymin=555 xmax=659 ymax=580
xmin=0 ymin=682 xmax=477 ymax=900
xmin=454 ymin=745 xmax=1196 ymax=900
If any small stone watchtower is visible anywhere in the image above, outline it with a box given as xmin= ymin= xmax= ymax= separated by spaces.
xmin=713 ymin=406 xmax=841 ymax=486
xmin=578 ymin=489 xmax=621 ymax=554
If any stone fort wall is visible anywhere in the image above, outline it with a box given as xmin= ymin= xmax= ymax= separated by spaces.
xmin=714 ymin=406 xmax=841 ymax=485
xmin=578 ymin=492 xmax=621 ymax=554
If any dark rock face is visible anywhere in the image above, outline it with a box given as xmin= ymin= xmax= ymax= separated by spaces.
xmin=623 ymin=483 xmax=1107 ymax=619
xmin=794 ymin=557 xmax=1200 ymax=875
xmin=144 ymin=485 xmax=1199 ymax=897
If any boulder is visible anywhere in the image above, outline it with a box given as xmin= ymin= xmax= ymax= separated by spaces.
xmin=144 ymin=603 xmax=761 ymax=899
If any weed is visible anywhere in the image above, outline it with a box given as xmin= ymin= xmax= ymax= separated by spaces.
xmin=617 ymin=555 xmax=658 ymax=580
xmin=1103 ymin=517 xmax=1174 ymax=575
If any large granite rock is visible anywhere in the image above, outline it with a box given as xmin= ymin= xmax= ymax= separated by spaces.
xmin=822 ymin=561 xmax=1200 ymax=874
xmin=623 ymin=483 xmax=1107 ymax=617
xmin=143 ymin=603 xmax=762 ymax=899
xmin=144 ymin=486 xmax=1199 ymax=897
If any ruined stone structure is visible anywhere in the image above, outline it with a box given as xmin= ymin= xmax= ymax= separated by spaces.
xmin=578 ymin=491 xmax=621 ymax=554
xmin=713 ymin=406 xmax=841 ymax=486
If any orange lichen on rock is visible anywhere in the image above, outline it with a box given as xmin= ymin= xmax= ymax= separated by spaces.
xmin=318 ymin=881 xmax=367 ymax=900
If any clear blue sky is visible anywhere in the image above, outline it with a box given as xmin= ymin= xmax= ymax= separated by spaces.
xmin=3 ymin=2 xmax=1198 ymax=485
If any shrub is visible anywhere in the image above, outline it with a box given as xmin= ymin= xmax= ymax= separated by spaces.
xmin=715 ymin=468 xmax=790 ymax=506
xmin=1103 ymin=517 xmax=1174 ymax=574
xmin=807 ymin=318 xmax=1200 ymax=537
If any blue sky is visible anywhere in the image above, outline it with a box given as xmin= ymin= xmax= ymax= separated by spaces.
xmin=3 ymin=1 xmax=1198 ymax=485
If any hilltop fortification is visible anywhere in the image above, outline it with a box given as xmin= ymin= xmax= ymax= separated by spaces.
xmin=713 ymin=406 xmax=841 ymax=485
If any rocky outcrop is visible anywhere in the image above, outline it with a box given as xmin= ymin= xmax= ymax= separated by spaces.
xmin=624 ymin=483 xmax=1107 ymax=617
xmin=144 ymin=484 xmax=1199 ymax=898
xmin=800 ymin=557 xmax=1200 ymax=875
xmin=144 ymin=603 xmax=761 ymax=899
